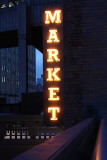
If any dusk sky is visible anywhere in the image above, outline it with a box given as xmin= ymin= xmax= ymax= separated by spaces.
xmin=36 ymin=49 xmax=43 ymax=80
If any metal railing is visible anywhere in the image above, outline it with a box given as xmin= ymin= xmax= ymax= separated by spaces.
xmin=0 ymin=115 xmax=63 ymax=144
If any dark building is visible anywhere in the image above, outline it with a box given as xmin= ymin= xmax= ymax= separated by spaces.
xmin=0 ymin=47 xmax=19 ymax=104
xmin=28 ymin=45 xmax=36 ymax=93
xmin=36 ymin=74 xmax=43 ymax=92
xmin=63 ymin=0 xmax=107 ymax=127
xmin=0 ymin=45 xmax=36 ymax=104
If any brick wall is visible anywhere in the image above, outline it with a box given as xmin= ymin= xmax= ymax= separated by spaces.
xmin=63 ymin=0 xmax=107 ymax=127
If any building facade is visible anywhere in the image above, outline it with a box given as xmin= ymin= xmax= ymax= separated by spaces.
xmin=36 ymin=74 xmax=43 ymax=92
xmin=28 ymin=46 xmax=36 ymax=93
xmin=0 ymin=45 xmax=36 ymax=104
xmin=0 ymin=47 xmax=19 ymax=104
xmin=63 ymin=0 xmax=107 ymax=127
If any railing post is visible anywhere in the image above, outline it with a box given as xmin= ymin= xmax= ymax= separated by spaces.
xmin=28 ymin=121 xmax=37 ymax=139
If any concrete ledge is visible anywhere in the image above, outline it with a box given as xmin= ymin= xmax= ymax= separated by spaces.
xmin=13 ymin=118 xmax=95 ymax=160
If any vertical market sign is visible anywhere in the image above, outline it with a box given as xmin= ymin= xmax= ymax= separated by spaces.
xmin=43 ymin=7 xmax=63 ymax=124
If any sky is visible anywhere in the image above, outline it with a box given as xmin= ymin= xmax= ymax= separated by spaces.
xmin=36 ymin=49 xmax=43 ymax=80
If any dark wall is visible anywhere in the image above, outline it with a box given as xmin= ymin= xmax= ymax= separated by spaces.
xmin=0 ymin=103 xmax=20 ymax=113
xmin=21 ymin=92 xmax=43 ymax=115
xmin=63 ymin=0 xmax=107 ymax=127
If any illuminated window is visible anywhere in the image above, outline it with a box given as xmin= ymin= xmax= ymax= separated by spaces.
xmin=48 ymin=107 xmax=60 ymax=120
xmin=45 ymin=10 xmax=61 ymax=24
xmin=1 ymin=4 xmax=6 ymax=8
xmin=1 ymin=76 xmax=5 ymax=83
xmin=9 ymin=1 xmax=19 ymax=7
xmin=47 ymin=30 xmax=60 ymax=43
xmin=47 ymin=49 xmax=60 ymax=62
xmin=18 ymin=81 xmax=19 ymax=85
xmin=2 ymin=77 xmax=3 ymax=83
xmin=4 ymin=77 xmax=5 ymax=83
xmin=2 ymin=65 xmax=3 ymax=71
xmin=4 ymin=66 xmax=5 ymax=71
xmin=47 ymin=68 xmax=61 ymax=81
xmin=48 ymin=87 xmax=60 ymax=101
xmin=9 ymin=2 xmax=14 ymax=8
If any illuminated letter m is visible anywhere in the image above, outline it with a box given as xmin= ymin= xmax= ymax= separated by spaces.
xmin=45 ymin=10 xmax=61 ymax=24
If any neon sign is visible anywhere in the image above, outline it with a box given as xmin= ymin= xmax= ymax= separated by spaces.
xmin=45 ymin=10 xmax=61 ymax=24
xmin=48 ymin=88 xmax=60 ymax=101
xmin=47 ymin=49 xmax=60 ymax=62
xmin=47 ymin=30 xmax=60 ymax=43
xmin=47 ymin=68 xmax=61 ymax=81
xmin=48 ymin=107 xmax=60 ymax=120
xmin=43 ymin=8 xmax=63 ymax=123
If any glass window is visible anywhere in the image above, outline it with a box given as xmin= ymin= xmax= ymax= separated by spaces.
xmin=2 ymin=77 xmax=3 ymax=83
xmin=4 ymin=77 xmax=5 ymax=83
xmin=2 ymin=65 xmax=3 ymax=71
